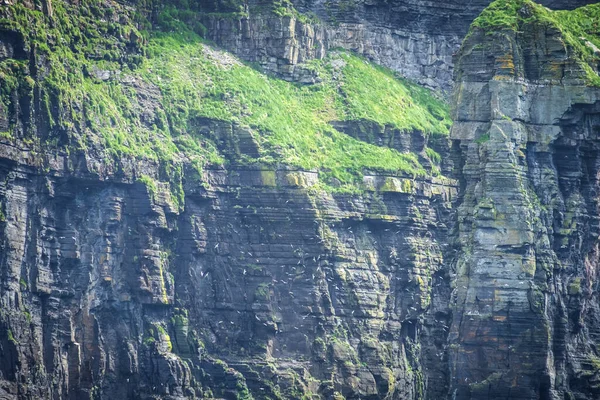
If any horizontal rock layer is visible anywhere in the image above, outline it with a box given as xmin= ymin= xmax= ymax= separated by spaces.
xmin=0 ymin=138 xmax=458 ymax=398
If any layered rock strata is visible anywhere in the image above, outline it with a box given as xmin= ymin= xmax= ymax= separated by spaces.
xmin=0 ymin=137 xmax=458 ymax=398
xmin=1 ymin=0 xmax=600 ymax=399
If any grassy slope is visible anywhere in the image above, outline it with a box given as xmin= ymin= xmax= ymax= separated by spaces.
xmin=470 ymin=0 xmax=600 ymax=86
xmin=0 ymin=0 xmax=450 ymax=194
xmin=145 ymin=35 xmax=450 ymax=186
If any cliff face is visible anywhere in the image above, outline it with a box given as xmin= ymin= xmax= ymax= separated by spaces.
xmin=0 ymin=145 xmax=457 ymax=399
xmin=0 ymin=1 xmax=455 ymax=399
xmin=1 ymin=0 xmax=600 ymax=399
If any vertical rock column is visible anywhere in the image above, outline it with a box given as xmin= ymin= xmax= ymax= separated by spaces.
xmin=448 ymin=14 xmax=600 ymax=400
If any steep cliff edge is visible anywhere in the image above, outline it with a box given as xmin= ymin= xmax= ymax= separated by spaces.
xmin=450 ymin=1 xmax=600 ymax=399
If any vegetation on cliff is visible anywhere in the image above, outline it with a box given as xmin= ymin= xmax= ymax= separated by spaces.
xmin=147 ymin=35 xmax=449 ymax=185
xmin=0 ymin=0 xmax=449 ymax=193
xmin=470 ymin=0 xmax=600 ymax=85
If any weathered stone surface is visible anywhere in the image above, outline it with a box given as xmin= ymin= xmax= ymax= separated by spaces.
xmin=1 ymin=1 xmax=600 ymax=399
xmin=203 ymin=11 xmax=458 ymax=91
xmin=203 ymin=15 xmax=326 ymax=84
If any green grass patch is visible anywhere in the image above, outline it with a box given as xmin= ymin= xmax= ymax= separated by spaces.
xmin=471 ymin=0 xmax=524 ymax=32
xmin=334 ymin=54 xmax=450 ymax=134
xmin=0 ymin=1 xmax=225 ymax=175
xmin=476 ymin=133 xmax=490 ymax=144
xmin=425 ymin=147 xmax=442 ymax=164
xmin=137 ymin=175 xmax=158 ymax=199
xmin=270 ymin=0 xmax=320 ymax=23
xmin=7 ymin=329 xmax=17 ymax=345
xmin=143 ymin=34 xmax=449 ymax=190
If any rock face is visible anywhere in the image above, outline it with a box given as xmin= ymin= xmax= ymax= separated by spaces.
xmin=449 ymin=5 xmax=600 ymax=399
xmin=0 ymin=3 xmax=458 ymax=397
xmin=202 ymin=12 xmax=458 ymax=91
xmin=1 ymin=0 xmax=600 ymax=399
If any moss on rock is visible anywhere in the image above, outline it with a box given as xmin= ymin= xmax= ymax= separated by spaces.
xmin=470 ymin=0 xmax=600 ymax=86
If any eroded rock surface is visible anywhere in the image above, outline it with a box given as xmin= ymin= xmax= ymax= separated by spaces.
xmin=0 ymin=142 xmax=458 ymax=398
